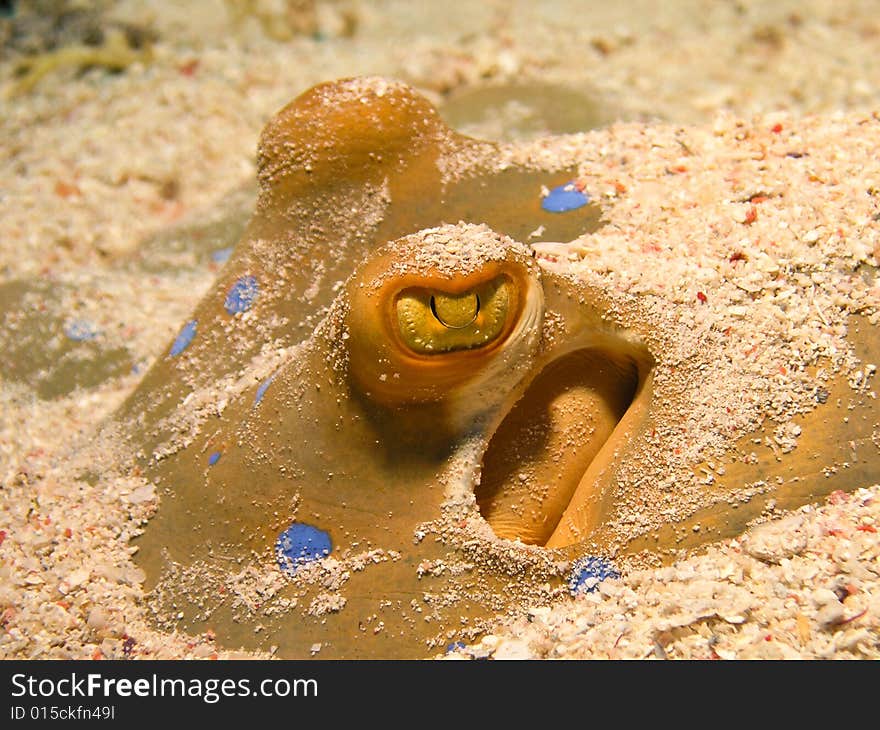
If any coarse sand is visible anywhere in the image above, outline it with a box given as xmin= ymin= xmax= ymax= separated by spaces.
xmin=1 ymin=0 xmax=879 ymax=659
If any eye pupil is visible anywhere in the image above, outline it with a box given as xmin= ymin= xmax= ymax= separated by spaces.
xmin=430 ymin=292 xmax=480 ymax=329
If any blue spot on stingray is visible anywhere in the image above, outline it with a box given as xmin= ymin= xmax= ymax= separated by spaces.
xmin=224 ymin=275 xmax=259 ymax=315
xmin=275 ymin=523 xmax=332 ymax=575
xmin=569 ymin=556 xmax=620 ymax=595
xmin=445 ymin=641 xmax=467 ymax=654
xmin=254 ymin=372 xmax=276 ymax=406
xmin=168 ymin=319 xmax=197 ymax=357
xmin=541 ymin=181 xmax=590 ymax=213
xmin=211 ymin=247 xmax=233 ymax=264
xmin=63 ymin=319 xmax=98 ymax=342
xmin=208 ymin=451 xmax=222 ymax=466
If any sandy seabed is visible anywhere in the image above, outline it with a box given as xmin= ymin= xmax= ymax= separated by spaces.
xmin=1 ymin=0 xmax=879 ymax=659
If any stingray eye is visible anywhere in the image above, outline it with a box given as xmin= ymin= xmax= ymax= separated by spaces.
xmin=395 ymin=277 xmax=511 ymax=354
xmin=344 ymin=229 xmax=544 ymax=408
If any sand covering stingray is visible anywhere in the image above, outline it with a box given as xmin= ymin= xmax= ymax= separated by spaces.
xmin=99 ymin=78 xmax=880 ymax=658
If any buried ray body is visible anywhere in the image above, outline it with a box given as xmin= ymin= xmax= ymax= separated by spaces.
xmin=108 ymin=77 xmax=649 ymax=658
xmin=128 ymin=222 xmax=655 ymax=659
xmin=104 ymin=77 xmax=879 ymax=659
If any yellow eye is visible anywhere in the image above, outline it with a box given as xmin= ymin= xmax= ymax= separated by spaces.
xmin=343 ymin=229 xmax=544 ymax=409
xmin=395 ymin=278 xmax=511 ymax=354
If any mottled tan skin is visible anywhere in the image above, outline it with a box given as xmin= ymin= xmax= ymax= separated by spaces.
xmin=130 ymin=228 xmax=656 ymax=659
xmin=116 ymin=77 xmax=599 ymax=439
xmin=117 ymin=78 xmax=643 ymax=658
xmin=622 ymin=319 xmax=880 ymax=561
xmin=116 ymin=77 xmax=880 ymax=658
